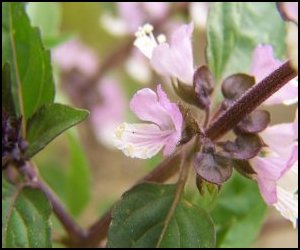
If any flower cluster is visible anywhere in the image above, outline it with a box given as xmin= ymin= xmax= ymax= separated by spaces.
xmin=113 ymin=21 xmax=298 ymax=227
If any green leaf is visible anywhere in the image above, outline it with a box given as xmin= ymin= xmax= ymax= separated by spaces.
xmin=211 ymin=174 xmax=267 ymax=248
xmin=2 ymin=63 xmax=16 ymax=115
xmin=107 ymin=183 xmax=215 ymax=248
xmin=25 ymin=103 xmax=89 ymax=158
xmin=206 ymin=3 xmax=286 ymax=82
xmin=65 ymin=132 xmax=91 ymax=216
xmin=2 ymin=177 xmax=52 ymax=248
xmin=2 ymin=2 xmax=55 ymax=120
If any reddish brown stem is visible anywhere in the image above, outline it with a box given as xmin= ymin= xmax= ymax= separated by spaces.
xmin=206 ymin=61 xmax=297 ymax=140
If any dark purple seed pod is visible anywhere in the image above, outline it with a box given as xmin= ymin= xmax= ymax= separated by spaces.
xmin=193 ymin=151 xmax=233 ymax=185
xmin=219 ymin=133 xmax=264 ymax=160
xmin=193 ymin=65 xmax=214 ymax=110
xmin=235 ymin=110 xmax=270 ymax=134
xmin=221 ymin=73 xmax=255 ymax=100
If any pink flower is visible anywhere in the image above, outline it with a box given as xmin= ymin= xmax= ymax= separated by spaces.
xmin=134 ymin=23 xmax=195 ymax=85
xmin=260 ymin=120 xmax=298 ymax=159
xmin=250 ymin=112 xmax=298 ymax=226
xmin=52 ymin=40 xmax=99 ymax=76
xmin=114 ymin=85 xmax=183 ymax=159
xmin=90 ymin=78 xmax=126 ymax=148
xmin=250 ymin=45 xmax=298 ymax=105
xmin=274 ymin=163 xmax=298 ymax=228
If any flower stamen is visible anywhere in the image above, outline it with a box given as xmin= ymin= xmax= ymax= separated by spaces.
xmin=134 ymin=23 xmax=166 ymax=59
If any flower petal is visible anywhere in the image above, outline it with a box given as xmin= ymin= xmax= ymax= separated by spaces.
xmin=156 ymin=85 xmax=183 ymax=154
xmin=251 ymin=156 xmax=285 ymax=182
xmin=151 ymin=23 xmax=194 ymax=85
xmin=151 ymin=43 xmax=174 ymax=78
xmin=251 ymin=156 xmax=288 ymax=204
xmin=260 ymin=122 xmax=297 ymax=158
xmin=156 ymin=85 xmax=183 ymax=132
xmin=117 ymin=86 xmax=183 ymax=158
xmin=114 ymin=122 xmax=171 ymax=159
xmin=129 ymin=88 xmax=173 ymax=129
xmin=251 ymin=152 xmax=298 ymax=205
xmin=275 ymin=186 xmax=298 ymax=228
xmin=250 ymin=45 xmax=281 ymax=82
xmin=257 ymin=177 xmax=277 ymax=205
xmin=275 ymin=163 xmax=298 ymax=227
xmin=162 ymin=131 xmax=181 ymax=156
xmin=264 ymin=79 xmax=298 ymax=105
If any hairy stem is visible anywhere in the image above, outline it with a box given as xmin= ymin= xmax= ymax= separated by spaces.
xmin=206 ymin=61 xmax=297 ymax=140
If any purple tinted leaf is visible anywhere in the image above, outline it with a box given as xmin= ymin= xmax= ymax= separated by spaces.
xmin=221 ymin=73 xmax=255 ymax=100
xmin=193 ymin=65 xmax=214 ymax=110
xmin=236 ymin=110 xmax=270 ymax=134
xmin=193 ymin=152 xmax=233 ymax=185
xmin=220 ymin=134 xmax=263 ymax=160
